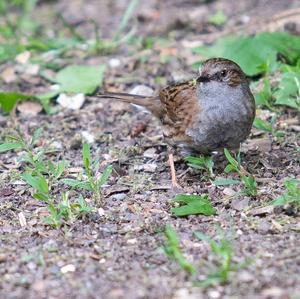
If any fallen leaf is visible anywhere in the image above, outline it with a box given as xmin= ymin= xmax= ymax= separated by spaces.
xmin=54 ymin=64 xmax=105 ymax=94
xmin=24 ymin=64 xmax=40 ymax=76
xmin=15 ymin=51 xmax=31 ymax=64
xmin=248 ymin=205 xmax=274 ymax=216
xmin=231 ymin=198 xmax=250 ymax=211
xmin=17 ymin=101 xmax=43 ymax=116
xmin=0 ymin=67 xmax=17 ymax=83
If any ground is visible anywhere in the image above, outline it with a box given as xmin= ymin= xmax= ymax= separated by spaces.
xmin=0 ymin=1 xmax=300 ymax=299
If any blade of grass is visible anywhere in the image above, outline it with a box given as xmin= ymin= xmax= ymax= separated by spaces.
xmin=114 ymin=0 xmax=139 ymax=40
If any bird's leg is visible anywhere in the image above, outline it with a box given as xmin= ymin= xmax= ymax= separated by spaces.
xmin=167 ymin=147 xmax=181 ymax=189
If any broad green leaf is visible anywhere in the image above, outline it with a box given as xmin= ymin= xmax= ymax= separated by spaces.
xmin=185 ymin=155 xmax=214 ymax=175
xmin=193 ymin=32 xmax=300 ymax=76
xmin=273 ymin=67 xmax=300 ymax=110
xmin=213 ymin=177 xmax=240 ymax=186
xmin=54 ymin=64 xmax=105 ymax=94
xmin=0 ymin=142 xmax=23 ymax=153
xmin=171 ymin=194 xmax=216 ymax=216
xmin=0 ymin=92 xmax=31 ymax=113
xmin=254 ymin=78 xmax=273 ymax=108
xmin=36 ymin=91 xmax=59 ymax=114
xmin=22 ymin=173 xmax=49 ymax=194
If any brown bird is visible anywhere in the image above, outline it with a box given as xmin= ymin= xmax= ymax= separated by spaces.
xmin=98 ymin=58 xmax=256 ymax=188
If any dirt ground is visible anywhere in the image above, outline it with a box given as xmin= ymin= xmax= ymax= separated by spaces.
xmin=1 ymin=1 xmax=300 ymax=299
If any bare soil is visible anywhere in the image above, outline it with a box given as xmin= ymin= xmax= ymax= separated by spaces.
xmin=1 ymin=1 xmax=300 ymax=299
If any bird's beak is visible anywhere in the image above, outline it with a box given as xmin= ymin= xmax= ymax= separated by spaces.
xmin=196 ymin=75 xmax=210 ymax=83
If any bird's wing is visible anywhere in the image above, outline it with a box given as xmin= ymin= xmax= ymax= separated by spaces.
xmin=159 ymin=80 xmax=200 ymax=144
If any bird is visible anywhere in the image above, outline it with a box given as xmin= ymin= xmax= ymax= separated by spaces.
xmin=97 ymin=58 xmax=256 ymax=188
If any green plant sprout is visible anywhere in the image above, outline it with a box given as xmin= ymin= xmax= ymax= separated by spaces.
xmin=194 ymin=228 xmax=252 ymax=287
xmin=272 ymin=178 xmax=300 ymax=210
xmin=0 ymin=128 xmax=93 ymax=228
xmin=163 ymin=225 xmax=196 ymax=275
xmin=185 ymin=155 xmax=214 ymax=177
xmin=63 ymin=143 xmax=112 ymax=202
xmin=223 ymin=149 xmax=257 ymax=197
xmin=163 ymin=226 xmax=252 ymax=288
xmin=253 ymin=116 xmax=285 ymax=140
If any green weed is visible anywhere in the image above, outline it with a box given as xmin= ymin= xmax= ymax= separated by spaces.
xmin=0 ymin=128 xmax=94 ymax=228
xmin=63 ymin=143 xmax=112 ymax=202
xmin=171 ymin=194 xmax=216 ymax=217
xmin=214 ymin=149 xmax=257 ymax=197
xmin=272 ymin=178 xmax=300 ymax=210
xmin=185 ymin=155 xmax=214 ymax=178
xmin=194 ymin=228 xmax=251 ymax=287
xmin=163 ymin=225 xmax=197 ymax=275
xmin=163 ymin=226 xmax=252 ymax=288
xmin=253 ymin=116 xmax=285 ymax=140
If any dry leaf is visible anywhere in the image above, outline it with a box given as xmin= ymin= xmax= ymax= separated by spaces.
xmin=15 ymin=51 xmax=31 ymax=64
xmin=0 ymin=67 xmax=17 ymax=83
xmin=17 ymin=101 xmax=43 ymax=116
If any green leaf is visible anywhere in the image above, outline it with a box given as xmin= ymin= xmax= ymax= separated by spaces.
xmin=185 ymin=155 xmax=214 ymax=176
xmin=271 ymin=196 xmax=287 ymax=206
xmin=33 ymin=193 xmax=49 ymax=201
xmin=213 ymin=177 xmax=240 ymax=186
xmin=36 ymin=91 xmax=59 ymax=114
xmin=0 ymin=142 xmax=23 ymax=153
xmin=114 ymin=0 xmax=139 ymax=39
xmin=82 ymin=143 xmax=91 ymax=172
xmin=171 ymin=194 xmax=216 ymax=217
xmin=30 ymin=127 xmax=43 ymax=146
xmin=224 ymin=164 xmax=235 ymax=173
xmin=193 ymin=32 xmax=300 ymax=76
xmin=62 ymin=178 xmax=91 ymax=190
xmin=22 ymin=173 xmax=49 ymax=194
xmin=224 ymin=149 xmax=239 ymax=169
xmin=97 ymin=165 xmax=113 ymax=187
xmin=164 ymin=225 xmax=197 ymax=274
xmin=271 ymin=178 xmax=300 ymax=207
xmin=254 ymin=78 xmax=273 ymax=108
xmin=0 ymin=92 xmax=32 ymax=113
xmin=208 ymin=10 xmax=227 ymax=26
xmin=253 ymin=118 xmax=273 ymax=132
xmin=0 ymin=43 xmax=24 ymax=63
xmin=273 ymin=67 xmax=300 ymax=110
xmin=54 ymin=64 xmax=105 ymax=94
xmin=55 ymin=160 xmax=66 ymax=179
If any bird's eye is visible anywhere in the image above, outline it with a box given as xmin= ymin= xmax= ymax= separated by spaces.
xmin=220 ymin=69 xmax=227 ymax=77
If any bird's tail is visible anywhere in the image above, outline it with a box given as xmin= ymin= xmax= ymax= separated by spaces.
xmin=97 ymin=92 xmax=162 ymax=117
